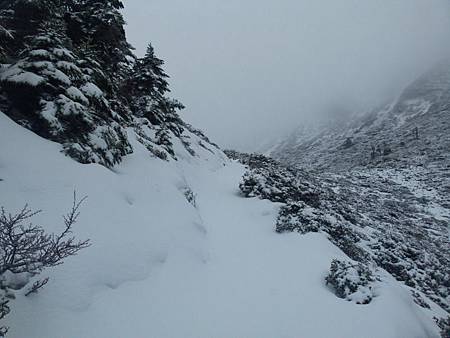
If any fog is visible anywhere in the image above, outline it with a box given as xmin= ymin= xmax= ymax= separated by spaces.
xmin=123 ymin=0 xmax=450 ymax=151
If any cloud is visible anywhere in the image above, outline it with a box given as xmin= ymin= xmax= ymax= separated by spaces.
xmin=123 ymin=0 xmax=450 ymax=150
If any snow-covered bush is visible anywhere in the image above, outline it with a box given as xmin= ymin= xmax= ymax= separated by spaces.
xmin=0 ymin=195 xmax=90 ymax=336
xmin=276 ymin=204 xmax=369 ymax=262
xmin=438 ymin=316 xmax=450 ymax=338
xmin=182 ymin=187 xmax=196 ymax=207
xmin=0 ymin=297 xmax=8 ymax=337
xmin=186 ymin=123 xmax=220 ymax=150
xmin=239 ymin=171 xmax=269 ymax=198
xmin=326 ymin=259 xmax=376 ymax=305
xmin=326 ymin=225 xmax=369 ymax=263
xmin=276 ymin=202 xmax=321 ymax=234
xmin=233 ymin=152 xmax=321 ymax=205
xmin=231 ymin=151 xmax=450 ymax=313
xmin=371 ymin=230 xmax=450 ymax=311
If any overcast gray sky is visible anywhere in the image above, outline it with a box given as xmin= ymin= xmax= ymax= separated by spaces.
xmin=123 ymin=0 xmax=450 ymax=150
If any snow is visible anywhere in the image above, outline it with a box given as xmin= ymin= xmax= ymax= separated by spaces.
xmin=5 ymin=72 xmax=45 ymax=86
xmin=81 ymin=82 xmax=104 ymax=98
xmin=52 ymin=47 xmax=75 ymax=59
xmin=66 ymin=86 xmax=89 ymax=104
xmin=89 ymin=126 xmax=112 ymax=150
xmin=29 ymin=49 xmax=51 ymax=58
xmin=31 ymin=61 xmax=53 ymax=69
xmin=39 ymin=100 xmax=63 ymax=132
xmin=1 ymin=271 xmax=30 ymax=291
xmin=56 ymin=61 xmax=82 ymax=73
xmin=44 ymin=68 xmax=71 ymax=85
xmin=0 ymin=112 xmax=442 ymax=338
xmin=395 ymin=99 xmax=431 ymax=128
xmin=379 ymin=168 xmax=450 ymax=220
xmin=0 ymin=63 xmax=45 ymax=86
xmin=56 ymin=94 xmax=87 ymax=116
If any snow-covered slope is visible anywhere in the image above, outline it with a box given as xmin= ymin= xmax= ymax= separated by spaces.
xmin=0 ymin=111 xmax=445 ymax=337
xmin=268 ymin=61 xmax=450 ymax=175
xmin=265 ymin=60 xmax=450 ymax=255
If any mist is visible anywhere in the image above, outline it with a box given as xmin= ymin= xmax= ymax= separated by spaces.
xmin=123 ymin=0 xmax=450 ymax=151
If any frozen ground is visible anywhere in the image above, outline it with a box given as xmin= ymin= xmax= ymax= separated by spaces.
xmin=0 ymin=113 xmax=442 ymax=338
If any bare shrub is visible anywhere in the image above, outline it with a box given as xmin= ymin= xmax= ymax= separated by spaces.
xmin=0 ymin=193 xmax=90 ymax=336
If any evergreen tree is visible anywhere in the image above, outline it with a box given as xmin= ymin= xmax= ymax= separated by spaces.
xmin=2 ymin=0 xmax=60 ymax=54
xmin=0 ymin=7 xmax=13 ymax=62
xmin=154 ymin=96 xmax=185 ymax=136
xmin=0 ymin=15 xmax=131 ymax=166
xmin=154 ymin=125 xmax=174 ymax=156
xmin=66 ymin=0 xmax=134 ymax=96
xmin=1 ymin=17 xmax=78 ymax=131
xmin=0 ymin=0 xmax=209 ymax=166
xmin=125 ymin=44 xmax=187 ymax=157
xmin=125 ymin=44 xmax=169 ymax=117
xmin=127 ymin=44 xmax=185 ymax=130
xmin=134 ymin=44 xmax=170 ymax=97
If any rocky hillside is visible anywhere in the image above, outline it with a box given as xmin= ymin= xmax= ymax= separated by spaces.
xmin=268 ymin=61 xmax=450 ymax=175
xmin=265 ymin=61 xmax=450 ymax=254
xmin=241 ymin=61 xmax=450 ymax=336
xmin=227 ymin=150 xmax=450 ymax=336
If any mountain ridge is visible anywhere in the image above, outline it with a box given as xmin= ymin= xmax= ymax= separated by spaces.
xmin=269 ymin=61 xmax=450 ymax=172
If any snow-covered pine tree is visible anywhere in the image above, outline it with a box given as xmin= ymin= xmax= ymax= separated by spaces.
xmin=155 ymin=96 xmax=185 ymax=137
xmin=0 ymin=13 xmax=131 ymax=166
xmin=1 ymin=16 xmax=79 ymax=131
xmin=154 ymin=126 xmax=174 ymax=156
xmin=0 ymin=0 xmax=214 ymax=166
xmin=66 ymin=0 xmax=134 ymax=96
xmin=1 ymin=0 xmax=60 ymax=55
xmin=125 ymin=44 xmax=170 ymax=122
xmin=125 ymin=44 xmax=186 ymax=156
xmin=0 ymin=8 xmax=13 ymax=62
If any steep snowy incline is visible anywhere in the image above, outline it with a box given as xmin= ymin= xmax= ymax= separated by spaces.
xmin=0 ymin=112 xmax=442 ymax=338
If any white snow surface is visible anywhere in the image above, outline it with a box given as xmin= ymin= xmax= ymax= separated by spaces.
xmin=0 ymin=112 xmax=442 ymax=338
xmin=81 ymin=82 xmax=104 ymax=98
xmin=0 ymin=64 xmax=45 ymax=87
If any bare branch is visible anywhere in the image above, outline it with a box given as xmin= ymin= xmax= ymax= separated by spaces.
xmin=0 ymin=192 xmax=90 ymax=337
xmin=0 ymin=192 xmax=90 ymax=333
xmin=0 ymin=193 xmax=90 ymax=275
xmin=25 ymin=278 xmax=49 ymax=297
